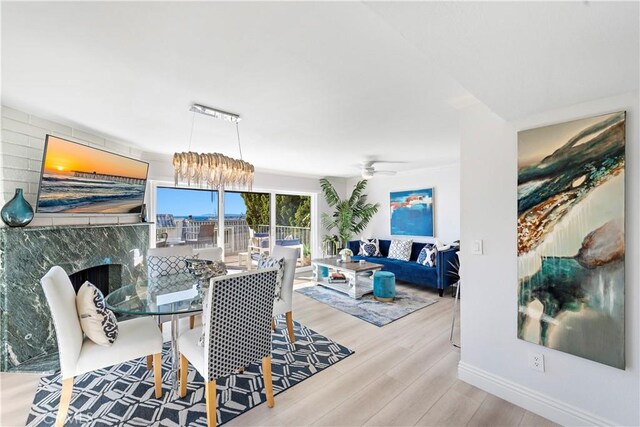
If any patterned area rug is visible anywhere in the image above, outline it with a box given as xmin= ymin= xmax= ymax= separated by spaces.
xmin=296 ymin=286 xmax=438 ymax=327
xmin=26 ymin=319 xmax=352 ymax=426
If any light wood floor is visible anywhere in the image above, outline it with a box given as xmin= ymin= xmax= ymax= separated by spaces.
xmin=0 ymin=280 xmax=557 ymax=427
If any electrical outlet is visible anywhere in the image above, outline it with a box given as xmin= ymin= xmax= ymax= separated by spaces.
xmin=528 ymin=352 xmax=545 ymax=372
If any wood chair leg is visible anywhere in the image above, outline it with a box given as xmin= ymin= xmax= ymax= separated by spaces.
xmin=159 ymin=322 xmax=163 ymax=333
xmin=189 ymin=315 xmax=195 ymax=330
xmin=153 ymin=353 xmax=163 ymax=398
xmin=205 ymin=379 xmax=217 ymax=427
xmin=271 ymin=318 xmax=276 ymax=331
xmin=285 ymin=311 xmax=295 ymax=343
xmin=55 ymin=377 xmax=73 ymax=427
xmin=146 ymin=355 xmax=153 ymax=370
xmin=179 ymin=354 xmax=188 ymax=398
xmin=262 ymin=356 xmax=275 ymax=408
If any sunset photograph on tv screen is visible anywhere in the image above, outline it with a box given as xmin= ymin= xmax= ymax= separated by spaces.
xmin=36 ymin=135 xmax=149 ymax=213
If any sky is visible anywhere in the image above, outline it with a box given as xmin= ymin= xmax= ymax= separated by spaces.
xmin=157 ymin=187 xmax=253 ymax=217
xmin=43 ymin=136 xmax=148 ymax=179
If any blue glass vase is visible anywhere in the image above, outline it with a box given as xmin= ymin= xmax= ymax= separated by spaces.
xmin=1 ymin=188 xmax=34 ymax=227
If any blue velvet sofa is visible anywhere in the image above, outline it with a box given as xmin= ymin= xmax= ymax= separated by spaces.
xmin=347 ymin=239 xmax=459 ymax=297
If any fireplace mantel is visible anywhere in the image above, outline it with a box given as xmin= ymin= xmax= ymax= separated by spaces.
xmin=0 ymin=223 xmax=150 ymax=372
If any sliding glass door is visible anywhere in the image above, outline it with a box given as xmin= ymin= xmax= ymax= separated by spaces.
xmin=223 ymin=191 xmax=271 ymax=268
xmin=153 ymin=185 xmax=314 ymax=271
xmin=155 ymin=187 xmax=219 ymax=249
xmin=275 ymin=194 xmax=311 ymax=267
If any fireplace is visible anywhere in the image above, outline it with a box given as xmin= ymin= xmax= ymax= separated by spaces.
xmin=69 ymin=264 xmax=122 ymax=297
xmin=0 ymin=223 xmax=150 ymax=372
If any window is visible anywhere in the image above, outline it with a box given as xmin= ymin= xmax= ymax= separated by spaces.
xmin=275 ymin=194 xmax=311 ymax=266
xmin=155 ymin=187 xmax=219 ymax=249
xmin=224 ymin=191 xmax=271 ymax=268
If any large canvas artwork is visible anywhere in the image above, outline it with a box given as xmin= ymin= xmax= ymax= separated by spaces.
xmin=390 ymin=188 xmax=433 ymax=236
xmin=36 ymin=136 xmax=148 ymax=214
xmin=517 ymin=111 xmax=625 ymax=369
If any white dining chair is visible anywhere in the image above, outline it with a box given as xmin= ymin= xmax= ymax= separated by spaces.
xmin=177 ymin=269 xmax=279 ymax=426
xmin=147 ymin=245 xmax=198 ymax=327
xmin=270 ymin=245 xmax=298 ymax=343
xmin=194 ymin=246 xmax=223 ymax=262
xmin=41 ymin=266 xmax=163 ymax=427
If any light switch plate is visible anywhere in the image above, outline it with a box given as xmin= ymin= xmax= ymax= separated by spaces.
xmin=472 ymin=240 xmax=483 ymax=255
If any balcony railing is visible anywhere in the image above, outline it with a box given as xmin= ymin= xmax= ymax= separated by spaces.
xmin=156 ymin=218 xmax=310 ymax=255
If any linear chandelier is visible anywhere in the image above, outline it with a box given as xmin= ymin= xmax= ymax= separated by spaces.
xmin=173 ymin=104 xmax=254 ymax=191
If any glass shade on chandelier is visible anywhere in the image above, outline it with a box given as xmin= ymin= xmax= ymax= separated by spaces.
xmin=173 ymin=104 xmax=254 ymax=190
xmin=172 ymin=152 xmax=254 ymax=190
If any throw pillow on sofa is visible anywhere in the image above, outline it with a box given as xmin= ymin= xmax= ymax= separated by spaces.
xmin=388 ymin=239 xmax=413 ymax=261
xmin=77 ymin=281 xmax=119 ymax=346
xmin=417 ymin=244 xmax=438 ymax=267
xmin=359 ymin=238 xmax=382 ymax=257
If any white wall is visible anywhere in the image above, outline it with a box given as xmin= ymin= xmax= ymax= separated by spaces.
xmin=458 ymin=92 xmax=639 ymax=426
xmin=0 ymin=106 xmax=144 ymax=226
xmin=346 ymin=163 xmax=460 ymax=244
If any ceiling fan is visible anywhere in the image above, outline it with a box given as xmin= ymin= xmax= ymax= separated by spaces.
xmin=359 ymin=160 xmax=404 ymax=179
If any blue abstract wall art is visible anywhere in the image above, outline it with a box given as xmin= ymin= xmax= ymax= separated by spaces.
xmin=517 ymin=111 xmax=625 ymax=369
xmin=390 ymin=188 xmax=433 ymax=236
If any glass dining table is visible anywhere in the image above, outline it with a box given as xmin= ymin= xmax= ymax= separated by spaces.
xmin=105 ymin=268 xmax=244 ymax=390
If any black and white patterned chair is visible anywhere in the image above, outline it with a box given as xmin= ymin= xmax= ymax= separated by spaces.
xmin=177 ymin=268 xmax=279 ymax=426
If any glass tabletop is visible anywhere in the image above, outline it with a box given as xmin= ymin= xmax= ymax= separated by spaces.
xmin=105 ymin=268 xmax=244 ymax=316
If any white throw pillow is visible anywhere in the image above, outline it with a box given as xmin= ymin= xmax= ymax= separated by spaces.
xmin=76 ymin=281 xmax=118 ymax=346
xmin=388 ymin=239 xmax=413 ymax=261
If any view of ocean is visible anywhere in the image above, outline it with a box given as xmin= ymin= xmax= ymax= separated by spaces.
xmin=36 ymin=174 xmax=145 ymax=213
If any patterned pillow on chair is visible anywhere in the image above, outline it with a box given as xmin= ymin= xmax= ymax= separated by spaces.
xmin=417 ymin=244 xmax=438 ymax=267
xmin=258 ymin=254 xmax=285 ymax=299
xmin=359 ymin=238 xmax=382 ymax=257
xmin=77 ymin=281 xmax=118 ymax=346
xmin=388 ymin=239 xmax=413 ymax=261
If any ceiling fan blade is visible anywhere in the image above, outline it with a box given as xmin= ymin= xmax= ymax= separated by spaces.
xmin=374 ymin=170 xmax=397 ymax=176
xmin=370 ymin=160 xmax=407 ymax=165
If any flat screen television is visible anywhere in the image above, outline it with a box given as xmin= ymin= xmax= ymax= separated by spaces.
xmin=36 ymin=135 xmax=149 ymax=214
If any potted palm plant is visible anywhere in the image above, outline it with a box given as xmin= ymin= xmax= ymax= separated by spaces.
xmin=319 ymin=178 xmax=380 ymax=250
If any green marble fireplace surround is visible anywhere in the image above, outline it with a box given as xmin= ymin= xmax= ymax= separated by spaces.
xmin=0 ymin=223 xmax=150 ymax=372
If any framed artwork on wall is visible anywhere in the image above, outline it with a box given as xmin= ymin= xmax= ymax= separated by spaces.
xmin=390 ymin=188 xmax=434 ymax=236
xmin=517 ymin=111 xmax=625 ymax=369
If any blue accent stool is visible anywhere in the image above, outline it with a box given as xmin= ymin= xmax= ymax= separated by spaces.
xmin=373 ymin=271 xmax=396 ymax=302
xmin=319 ymin=266 xmax=330 ymax=278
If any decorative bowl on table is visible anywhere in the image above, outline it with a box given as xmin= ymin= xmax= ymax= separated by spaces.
xmin=185 ymin=258 xmax=228 ymax=288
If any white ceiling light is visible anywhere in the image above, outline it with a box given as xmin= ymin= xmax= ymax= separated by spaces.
xmin=173 ymin=104 xmax=254 ymax=190
xmin=189 ymin=104 xmax=242 ymax=123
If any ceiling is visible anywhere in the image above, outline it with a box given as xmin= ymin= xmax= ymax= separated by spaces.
xmin=2 ymin=2 xmax=638 ymax=178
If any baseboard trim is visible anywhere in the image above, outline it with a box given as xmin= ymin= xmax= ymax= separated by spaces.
xmin=458 ymin=362 xmax=615 ymax=426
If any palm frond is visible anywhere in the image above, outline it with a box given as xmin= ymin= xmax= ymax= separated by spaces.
xmin=348 ymin=180 xmax=368 ymax=206
xmin=319 ymin=178 xmax=341 ymax=207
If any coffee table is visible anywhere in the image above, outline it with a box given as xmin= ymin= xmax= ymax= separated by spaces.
xmin=312 ymin=257 xmax=384 ymax=299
